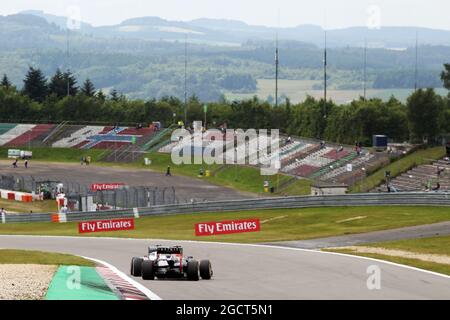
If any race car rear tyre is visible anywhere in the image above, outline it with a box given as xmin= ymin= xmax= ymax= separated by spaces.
xmin=199 ymin=260 xmax=213 ymax=280
xmin=187 ymin=260 xmax=199 ymax=281
xmin=142 ymin=260 xmax=155 ymax=280
xmin=130 ymin=257 xmax=143 ymax=277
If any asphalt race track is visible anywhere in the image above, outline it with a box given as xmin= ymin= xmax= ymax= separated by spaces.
xmin=0 ymin=160 xmax=254 ymax=202
xmin=1 ymin=235 xmax=449 ymax=300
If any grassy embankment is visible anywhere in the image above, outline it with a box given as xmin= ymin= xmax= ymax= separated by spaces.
xmin=325 ymin=235 xmax=450 ymax=276
xmin=351 ymin=146 xmax=446 ymax=192
xmin=0 ymin=147 xmax=312 ymax=196
xmin=0 ymin=249 xmax=95 ymax=267
xmin=0 ymin=147 xmax=106 ymax=163
xmin=0 ymin=199 xmax=57 ymax=213
xmin=0 ymin=206 xmax=448 ymax=243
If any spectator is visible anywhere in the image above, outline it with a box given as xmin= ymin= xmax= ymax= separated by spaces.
xmin=432 ymin=182 xmax=441 ymax=191
xmin=24 ymin=159 xmax=28 ymax=169
xmin=0 ymin=208 xmax=5 ymax=215
xmin=12 ymin=159 xmax=18 ymax=168
xmin=61 ymin=205 xmax=68 ymax=214
xmin=166 ymin=165 xmax=172 ymax=177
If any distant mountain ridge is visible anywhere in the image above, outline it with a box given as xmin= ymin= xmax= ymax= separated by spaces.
xmin=15 ymin=10 xmax=450 ymax=48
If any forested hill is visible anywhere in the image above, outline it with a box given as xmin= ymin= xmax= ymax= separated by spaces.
xmin=0 ymin=12 xmax=449 ymax=101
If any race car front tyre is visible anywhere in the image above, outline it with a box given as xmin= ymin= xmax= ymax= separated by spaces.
xmin=131 ymin=257 xmax=143 ymax=277
xmin=187 ymin=259 xmax=199 ymax=281
xmin=199 ymin=260 xmax=213 ymax=280
xmin=142 ymin=260 xmax=155 ymax=280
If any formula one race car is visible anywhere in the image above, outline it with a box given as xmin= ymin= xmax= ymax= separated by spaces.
xmin=130 ymin=245 xmax=213 ymax=281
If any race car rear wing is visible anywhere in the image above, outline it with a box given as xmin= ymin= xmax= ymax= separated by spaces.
xmin=150 ymin=245 xmax=183 ymax=255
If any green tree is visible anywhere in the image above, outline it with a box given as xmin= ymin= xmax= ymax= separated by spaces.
xmin=48 ymin=69 xmax=67 ymax=98
xmin=110 ymin=89 xmax=120 ymax=102
xmin=1 ymin=74 xmax=12 ymax=89
xmin=406 ymin=88 xmax=444 ymax=144
xmin=96 ymin=90 xmax=106 ymax=101
xmin=441 ymin=64 xmax=450 ymax=90
xmin=63 ymin=70 xmax=78 ymax=96
xmin=22 ymin=67 xmax=48 ymax=102
xmin=81 ymin=78 xmax=96 ymax=97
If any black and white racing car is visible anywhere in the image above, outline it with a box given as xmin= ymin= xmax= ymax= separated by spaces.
xmin=130 ymin=245 xmax=213 ymax=281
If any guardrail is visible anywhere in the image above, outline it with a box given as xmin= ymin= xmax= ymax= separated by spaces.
xmin=3 ymin=192 xmax=450 ymax=224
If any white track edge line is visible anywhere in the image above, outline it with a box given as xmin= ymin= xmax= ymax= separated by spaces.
xmin=1 ymin=234 xmax=449 ymax=280
xmin=82 ymin=255 xmax=162 ymax=300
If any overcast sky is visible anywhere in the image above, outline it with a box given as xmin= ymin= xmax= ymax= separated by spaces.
xmin=1 ymin=0 xmax=449 ymax=30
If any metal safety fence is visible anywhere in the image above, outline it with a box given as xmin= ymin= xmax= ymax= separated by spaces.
xmin=0 ymin=174 xmax=177 ymax=210
xmin=3 ymin=192 xmax=450 ymax=223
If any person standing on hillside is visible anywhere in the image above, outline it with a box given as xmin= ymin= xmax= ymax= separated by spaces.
xmin=24 ymin=159 xmax=28 ymax=169
xmin=166 ymin=165 xmax=172 ymax=177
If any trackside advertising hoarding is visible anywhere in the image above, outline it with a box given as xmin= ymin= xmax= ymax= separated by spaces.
xmin=78 ymin=218 xmax=134 ymax=234
xmin=195 ymin=218 xmax=260 ymax=236
xmin=90 ymin=183 xmax=126 ymax=192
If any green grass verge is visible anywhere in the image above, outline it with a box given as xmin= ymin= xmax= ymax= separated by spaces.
xmin=0 ymin=249 xmax=95 ymax=267
xmin=0 ymin=147 xmax=107 ymax=163
xmin=0 ymin=199 xmax=57 ymax=213
xmin=324 ymin=249 xmax=450 ymax=276
xmin=129 ymin=152 xmax=310 ymax=195
xmin=0 ymin=206 xmax=449 ymax=243
xmin=351 ymin=147 xmax=446 ymax=192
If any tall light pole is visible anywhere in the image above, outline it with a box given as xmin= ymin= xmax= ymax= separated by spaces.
xmin=324 ymin=30 xmax=327 ymax=103
xmin=66 ymin=28 xmax=70 ymax=97
xmin=363 ymin=38 xmax=367 ymax=100
xmin=184 ymin=34 xmax=188 ymax=126
xmin=275 ymin=34 xmax=279 ymax=108
xmin=414 ymin=30 xmax=419 ymax=92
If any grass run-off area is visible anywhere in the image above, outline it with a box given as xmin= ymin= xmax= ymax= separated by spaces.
xmin=0 ymin=206 xmax=449 ymax=243
xmin=0 ymin=146 xmax=311 ymax=196
xmin=352 ymin=146 xmax=446 ymax=192
xmin=0 ymin=249 xmax=95 ymax=267
xmin=0 ymin=147 xmax=107 ymax=163
xmin=124 ymin=151 xmax=312 ymax=196
xmin=0 ymin=199 xmax=57 ymax=213
xmin=326 ymin=235 xmax=450 ymax=276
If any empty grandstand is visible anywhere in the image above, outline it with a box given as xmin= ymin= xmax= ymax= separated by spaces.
xmin=156 ymin=131 xmax=381 ymax=184
xmin=0 ymin=123 xmax=159 ymax=151
xmin=387 ymin=158 xmax=450 ymax=192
